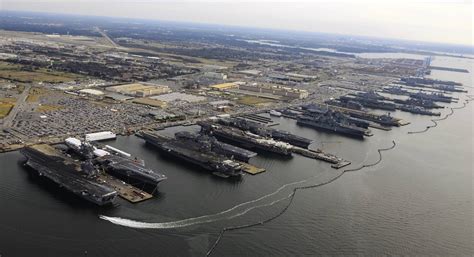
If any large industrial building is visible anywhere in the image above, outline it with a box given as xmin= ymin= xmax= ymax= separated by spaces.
xmin=211 ymin=82 xmax=309 ymax=100
xmin=209 ymin=82 xmax=243 ymax=91
xmin=150 ymin=92 xmax=207 ymax=103
xmin=106 ymin=83 xmax=171 ymax=97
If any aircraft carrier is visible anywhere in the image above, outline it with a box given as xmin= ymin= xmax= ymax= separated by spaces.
xmin=174 ymin=131 xmax=257 ymax=162
xmin=351 ymin=90 xmax=388 ymax=100
xmin=297 ymin=109 xmax=372 ymax=138
xmin=348 ymin=112 xmax=400 ymax=127
xmin=325 ymin=99 xmax=364 ymax=110
xmin=65 ymin=138 xmax=167 ymax=187
xmin=199 ymin=122 xmax=294 ymax=156
xmin=21 ymin=144 xmax=118 ymax=206
xmin=339 ymin=96 xmax=397 ymax=111
xmin=140 ymin=131 xmax=243 ymax=178
xmin=381 ymin=86 xmax=411 ymax=96
xmin=217 ymin=117 xmax=313 ymax=148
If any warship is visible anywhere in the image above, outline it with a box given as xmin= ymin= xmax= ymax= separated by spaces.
xmin=401 ymin=77 xmax=462 ymax=86
xmin=352 ymin=90 xmax=388 ymax=100
xmin=21 ymin=144 xmax=118 ymax=206
xmin=393 ymin=98 xmax=442 ymax=109
xmin=217 ymin=117 xmax=313 ymax=148
xmin=381 ymin=86 xmax=411 ymax=96
xmin=296 ymin=109 xmax=372 ymax=138
xmin=409 ymin=92 xmax=455 ymax=103
xmin=325 ymin=99 xmax=364 ymax=110
xmin=399 ymin=105 xmax=441 ymax=116
xmin=348 ymin=112 xmax=400 ymax=127
xmin=141 ymin=131 xmax=243 ymax=178
xmin=174 ymin=131 xmax=257 ymax=162
xmin=431 ymin=84 xmax=467 ymax=93
xmin=199 ymin=122 xmax=294 ymax=156
xmin=339 ymin=96 xmax=397 ymax=111
xmin=65 ymin=138 xmax=167 ymax=187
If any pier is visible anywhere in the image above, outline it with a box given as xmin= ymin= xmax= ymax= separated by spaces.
xmin=239 ymin=162 xmax=266 ymax=175
xmin=98 ymin=173 xmax=153 ymax=203
xmin=292 ymin=147 xmax=351 ymax=169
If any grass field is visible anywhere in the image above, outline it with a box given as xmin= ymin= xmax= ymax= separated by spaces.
xmin=26 ymin=87 xmax=49 ymax=102
xmin=237 ymin=96 xmax=274 ymax=106
xmin=0 ymin=61 xmax=82 ymax=83
xmin=0 ymin=103 xmax=14 ymax=118
xmin=0 ymin=97 xmax=17 ymax=103
xmin=37 ymin=104 xmax=63 ymax=112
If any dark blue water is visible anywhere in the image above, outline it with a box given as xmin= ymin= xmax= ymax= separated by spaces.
xmin=0 ymin=55 xmax=472 ymax=256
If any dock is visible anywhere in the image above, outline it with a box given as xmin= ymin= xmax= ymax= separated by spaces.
xmin=97 ymin=173 xmax=153 ymax=203
xmin=292 ymin=146 xmax=351 ymax=169
xmin=331 ymin=160 xmax=352 ymax=169
xmin=237 ymin=114 xmax=280 ymax=126
xmin=239 ymin=162 xmax=266 ymax=175
xmin=368 ymin=123 xmax=391 ymax=131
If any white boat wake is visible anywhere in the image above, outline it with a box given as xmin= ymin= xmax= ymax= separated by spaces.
xmin=99 ymin=177 xmax=314 ymax=229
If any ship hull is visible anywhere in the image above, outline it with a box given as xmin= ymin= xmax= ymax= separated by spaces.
xmin=97 ymin=156 xmax=166 ymax=187
xmin=296 ymin=119 xmax=365 ymax=138
xmin=143 ymin=134 xmax=242 ymax=177
xmin=212 ymin=131 xmax=292 ymax=156
xmin=21 ymin=147 xmax=117 ymax=206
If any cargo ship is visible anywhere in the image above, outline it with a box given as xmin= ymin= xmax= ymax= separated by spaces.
xmin=141 ymin=131 xmax=243 ymax=178
xmin=199 ymin=122 xmax=294 ymax=156
xmin=65 ymin=138 xmax=167 ymax=187
xmin=296 ymin=109 xmax=372 ymax=138
xmin=217 ymin=118 xmax=313 ymax=148
xmin=21 ymin=144 xmax=118 ymax=206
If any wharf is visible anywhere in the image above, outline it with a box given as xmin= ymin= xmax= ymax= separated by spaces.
xmin=98 ymin=173 xmax=153 ymax=203
xmin=368 ymin=123 xmax=391 ymax=131
xmin=238 ymin=114 xmax=280 ymax=126
xmin=239 ymin=162 xmax=266 ymax=175
xmin=292 ymin=146 xmax=350 ymax=169
xmin=331 ymin=160 xmax=352 ymax=169
xmin=429 ymin=66 xmax=469 ymax=73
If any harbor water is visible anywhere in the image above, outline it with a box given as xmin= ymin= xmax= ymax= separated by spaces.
xmin=0 ymin=55 xmax=472 ymax=256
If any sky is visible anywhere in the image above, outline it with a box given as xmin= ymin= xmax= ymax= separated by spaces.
xmin=1 ymin=0 xmax=473 ymax=46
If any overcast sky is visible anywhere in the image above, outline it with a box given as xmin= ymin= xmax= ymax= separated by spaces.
xmin=1 ymin=0 xmax=472 ymax=46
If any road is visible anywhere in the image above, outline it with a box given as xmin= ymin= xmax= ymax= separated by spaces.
xmin=94 ymin=26 xmax=119 ymax=48
xmin=1 ymin=85 xmax=31 ymax=129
